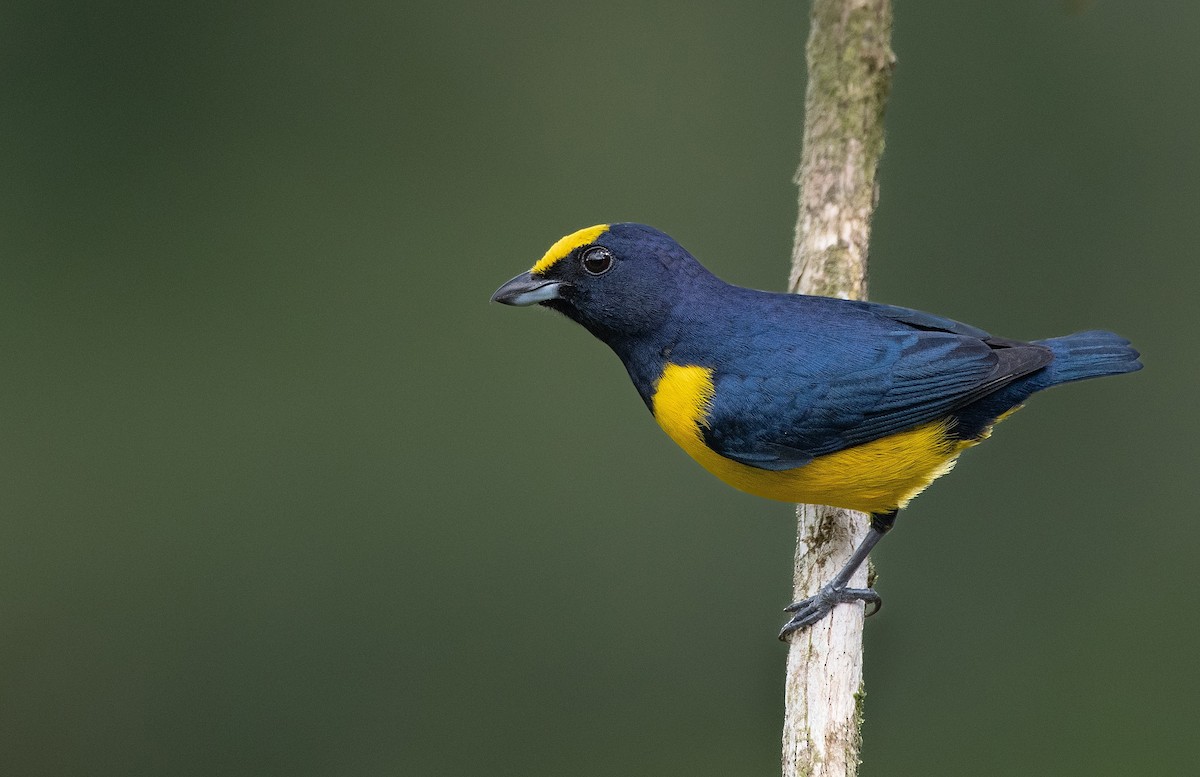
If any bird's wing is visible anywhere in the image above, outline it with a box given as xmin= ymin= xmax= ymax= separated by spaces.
xmin=700 ymin=311 xmax=1050 ymax=470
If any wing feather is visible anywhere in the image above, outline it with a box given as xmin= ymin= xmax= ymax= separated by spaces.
xmin=698 ymin=300 xmax=1050 ymax=470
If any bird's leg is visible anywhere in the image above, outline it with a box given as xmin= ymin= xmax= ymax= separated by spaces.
xmin=779 ymin=510 xmax=897 ymax=640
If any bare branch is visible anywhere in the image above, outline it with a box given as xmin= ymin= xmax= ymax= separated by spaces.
xmin=782 ymin=2 xmax=894 ymax=776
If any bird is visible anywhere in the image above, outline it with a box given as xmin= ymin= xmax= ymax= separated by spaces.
xmin=491 ymin=223 xmax=1142 ymax=639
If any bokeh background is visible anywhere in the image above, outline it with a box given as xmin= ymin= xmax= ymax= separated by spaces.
xmin=3 ymin=1 xmax=1197 ymax=775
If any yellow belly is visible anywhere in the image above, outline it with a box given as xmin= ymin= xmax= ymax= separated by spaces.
xmin=651 ymin=364 xmax=980 ymax=514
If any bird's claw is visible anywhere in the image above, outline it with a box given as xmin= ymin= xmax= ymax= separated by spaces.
xmin=778 ymin=585 xmax=882 ymax=640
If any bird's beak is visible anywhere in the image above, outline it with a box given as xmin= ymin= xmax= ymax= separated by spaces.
xmin=490 ymin=272 xmax=568 ymax=306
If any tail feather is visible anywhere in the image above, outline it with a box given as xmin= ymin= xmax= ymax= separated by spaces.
xmin=1032 ymin=330 xmax=1143 ymax=387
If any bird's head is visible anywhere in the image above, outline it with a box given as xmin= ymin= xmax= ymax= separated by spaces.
xmin=491 ymin=223 xmax=713 ymax=341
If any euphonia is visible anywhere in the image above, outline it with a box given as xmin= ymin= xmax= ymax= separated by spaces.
xmin=491 ymin=223 xmax=1141 ymax=638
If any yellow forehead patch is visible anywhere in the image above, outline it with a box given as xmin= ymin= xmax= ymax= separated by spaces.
xmin=530 ymin=224 xmax=609 ymax=276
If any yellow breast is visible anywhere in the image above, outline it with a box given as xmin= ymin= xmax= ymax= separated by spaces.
xmin=651 ymin=364 xmax=979 ymax=514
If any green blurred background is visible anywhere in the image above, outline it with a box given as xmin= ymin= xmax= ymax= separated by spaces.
xmin=2 ymin=1 xmax=1196 ymax=774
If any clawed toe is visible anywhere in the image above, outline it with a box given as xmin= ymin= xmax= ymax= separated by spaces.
xmin=778 ymin=585 xmax=882 ymax=640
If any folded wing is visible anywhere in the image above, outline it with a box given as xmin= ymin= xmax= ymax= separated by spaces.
xmin=700 ymin=300 xmax=1051 ymax=470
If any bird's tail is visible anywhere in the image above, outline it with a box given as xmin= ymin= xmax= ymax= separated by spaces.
xmin=1031 ymin=330 xmax=1143 ymax=388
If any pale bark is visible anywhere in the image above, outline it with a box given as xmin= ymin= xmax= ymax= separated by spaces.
xmin=781 ymin=2 xmax=894 ymax=777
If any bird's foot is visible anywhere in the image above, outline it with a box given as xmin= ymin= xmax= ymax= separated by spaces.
xmin=778 ymin=585 xmax=882 ymax=640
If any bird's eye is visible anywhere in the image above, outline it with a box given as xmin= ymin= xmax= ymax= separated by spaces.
xmin=581 ymin=246 xmax=614 ymax=275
